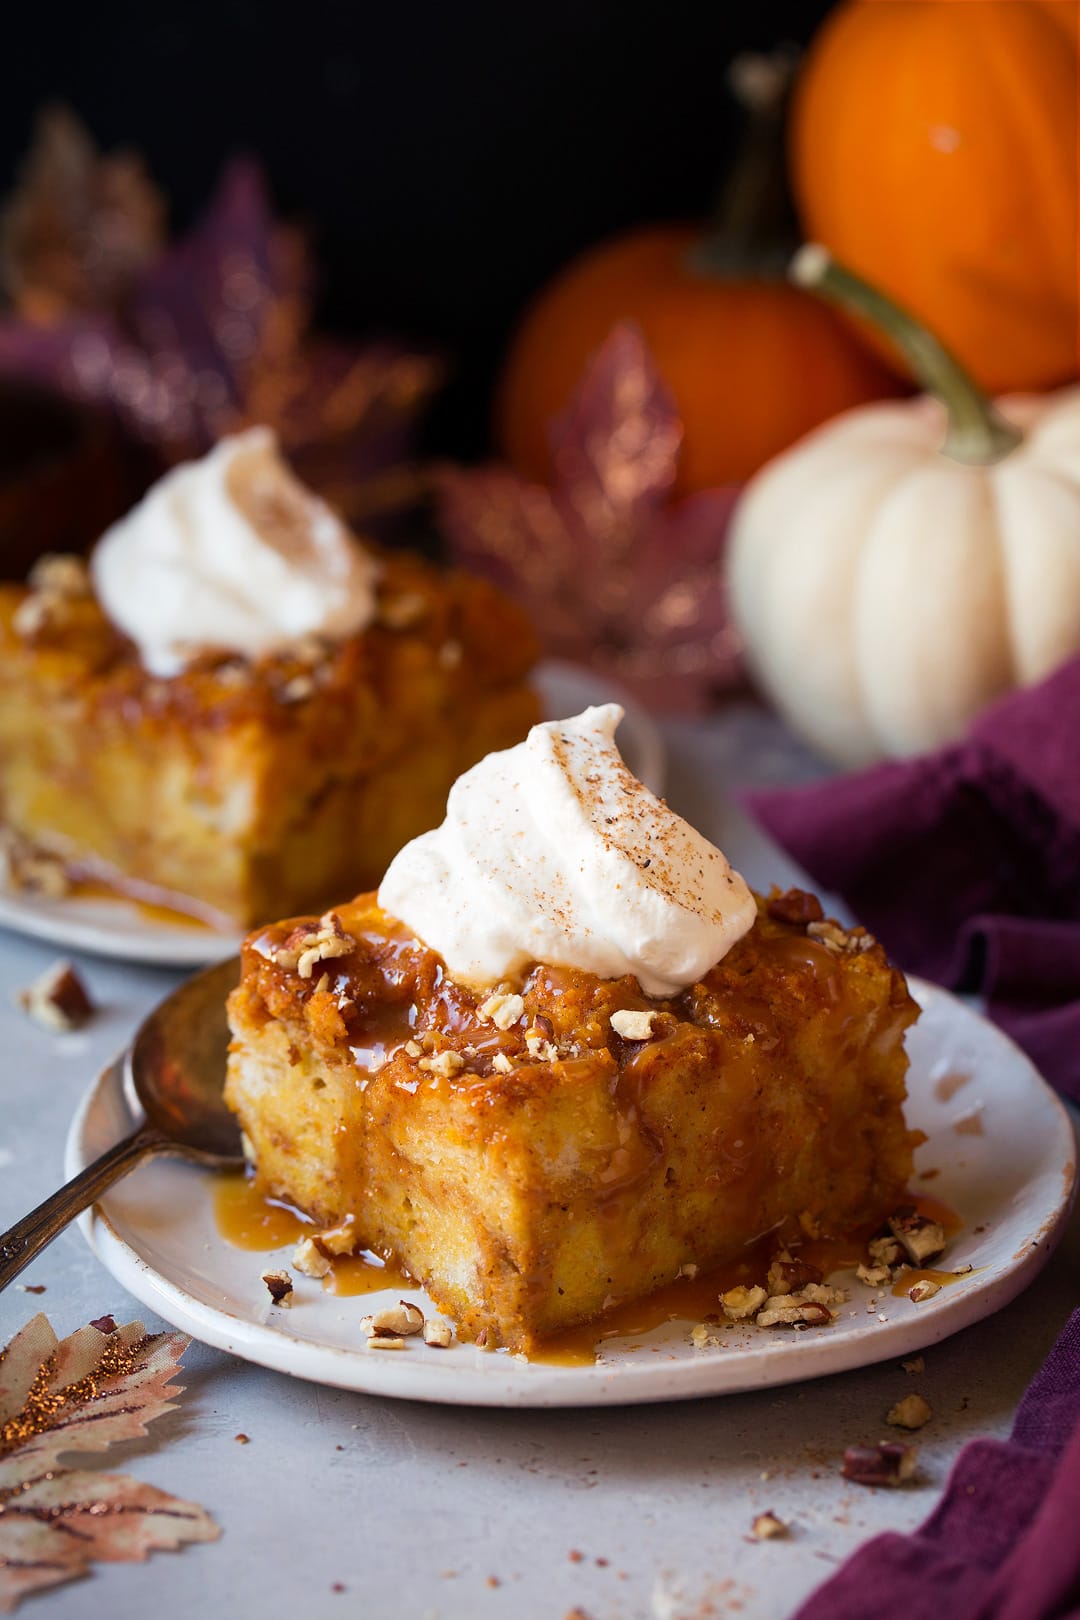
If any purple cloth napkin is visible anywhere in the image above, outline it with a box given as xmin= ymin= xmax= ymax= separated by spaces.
xmin=795 ymin=1309 xmax=1080 ymax=1620
xmin=745 ymin=658 xmax=1080 ymax=1101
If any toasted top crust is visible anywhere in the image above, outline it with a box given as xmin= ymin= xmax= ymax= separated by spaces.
xmin=0 ymin=547 xmax=539 ymax=740
xmin=232 ymin=888 xmax=919 ymax=1099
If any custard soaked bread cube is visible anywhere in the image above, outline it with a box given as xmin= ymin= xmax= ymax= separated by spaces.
xmin=225 ymin=890 xmax=920 ymax=1352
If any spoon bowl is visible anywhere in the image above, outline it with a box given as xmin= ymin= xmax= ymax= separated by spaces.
xmin=124 ymin=955 xmax=243 ymax=1161
xmin=0 ymin=955 xmax=243 ymax=1290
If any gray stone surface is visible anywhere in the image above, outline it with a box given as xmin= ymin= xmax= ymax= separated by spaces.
xmin=0 ymin=704 xmax=1075 ymax=1620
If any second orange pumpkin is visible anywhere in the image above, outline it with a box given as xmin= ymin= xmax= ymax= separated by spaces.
xmin=496 ymin=223 xmax=903 ymax=496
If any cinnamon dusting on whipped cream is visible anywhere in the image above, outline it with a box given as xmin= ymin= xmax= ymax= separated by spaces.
xmin=378 ymin=704 xmax=755 ymax=995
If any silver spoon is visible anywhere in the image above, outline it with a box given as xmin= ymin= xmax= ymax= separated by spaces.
xmin=0 ymin=955 xmax=243 ymax=1293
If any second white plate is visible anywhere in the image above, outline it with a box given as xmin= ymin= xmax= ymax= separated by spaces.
xmin=67 ymin=980 xmax=1076 ymax=1407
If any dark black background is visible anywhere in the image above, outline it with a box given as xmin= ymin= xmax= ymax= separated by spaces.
xmin=2 ymin=1 xmax=836 ymax=456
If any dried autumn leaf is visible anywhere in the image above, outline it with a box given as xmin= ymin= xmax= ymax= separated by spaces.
xmin=0 ymin=149 xmax=439 ymax=529
xmin=437 ymin=323 xmax=744 ymax=713
xmin=0 ymin=1313 xmax=218 ymax=1612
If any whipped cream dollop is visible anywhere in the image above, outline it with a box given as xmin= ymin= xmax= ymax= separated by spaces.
xmin=90 ymin=427 xmax=380 ymax=675
xmin=378 ymin=704 xmax=756 ymax=996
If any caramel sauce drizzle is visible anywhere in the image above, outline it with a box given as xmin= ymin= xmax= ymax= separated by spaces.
xmin=214 ymin=1176 xmax=965 ymax=1367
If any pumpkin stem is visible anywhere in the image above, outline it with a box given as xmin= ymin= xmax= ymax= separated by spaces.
xmin=687 ymin=49 xmax=800 ymax=278
xmin=791 ymin=246 xmax=1023 ymax=465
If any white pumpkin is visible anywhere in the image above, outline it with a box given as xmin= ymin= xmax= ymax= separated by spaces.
xmin=729 ymin=248 xmax=1080 ymax=767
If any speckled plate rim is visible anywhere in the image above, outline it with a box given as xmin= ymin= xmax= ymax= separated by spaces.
xmin=65 ymin=979 xmax=1077 ymax=1407
xmin=0 ymin=660 xmax=665 ymax=968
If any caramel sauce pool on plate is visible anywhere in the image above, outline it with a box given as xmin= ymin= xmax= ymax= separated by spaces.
xmin=214 ymin=1177 xmax=965 ymax=1366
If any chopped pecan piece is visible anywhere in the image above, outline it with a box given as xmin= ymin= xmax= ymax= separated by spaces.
xmin=766 ymin=889 xmax=824 ymax=926
xmin=720 ymin=1284 xmax=768 ymax=1321
xmin=907 ymin=1278 xmax=941 ymax=1304
xmin=360 ymin=1302 xmax=425 ymax=1338
xmin=478 ymin=990 xmax=525 ymax=1030
xmin=886 ymin=1394 xmax=932 ymax=1430
xmin=766 ymin=1251 xmax=823 ymax=1297
xmin=261 ymin=1269 xmax=294 ymax=1305
xmin=260 ymin=912 xmax=357 ymax=979
xmin=856 ymin=1260 xmax=893 ymax=1288
xmin=292 ymin=1237 xmax=331 ymax=1278
xmin=28 ymin=553 xmax=92 ymax=597
xmin=755 ymin=1296 xmax=834 ymax=1329
xmin=610 ymin=1008 xmax=659 ymax=1042
xmin=17 ymin=959 xmax=95 ymax=1031
xmin=750 ymin=1510 xmax=789 ymax=1540
xmin=418 ymin=1048 xmax=465 ymax=1078
xmin=868 ymin=1234 xmax=905 ymax=1268
xmin=423 ymin=1318 xmax=454 ymax=1348
xmin=841 ymin=1441 xmax=918 ymax=1487
xmin=888 ymin=1207 xmax=947 ymax=1266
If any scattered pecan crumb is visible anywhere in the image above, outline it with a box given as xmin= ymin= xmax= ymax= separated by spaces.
xmin=568 ymin=1549 xmax=585 ymax=1563
xmin=234 ymin=1433 xmax=250 ymax=1444
xmin=16 ymin=958 xmax=95 ymax=1031
xmin=365 ymin=1336 xmax=407 ymax=1350
xmin=690 ymin=1323 xmax=722 ymax=1350
xmin=292 ymin=1237 xmax=331 ymax=1279
xmin=610 ymin=1008 xmax=659 ymax=1041
xmin=841 ymin=1441 xmax=918 ymax=1487
xmin=887 ymin=1394 xmax=933 ymax=1430
xmin=565 ymin=1609 xmax=594 ymax=1620
xmin=766 ymin=889 xmax=824 ymax=926
xmin=423 ymin=1318 xmax=453 ymax=1348
xmin=16 ymin=1283 xmax=46 ymax=1294
xmin=490 ymin=1051 xmax=514 ymax=1074
xmin=908 ymin=1278 xmax=941 ymax=1304
xmin=750 ymin=1510 xmax=789 ymax=1541
xmin=261 ymin=1269 xmax=294 ymax=1305
xmin=902 ymin=1356 xmax=925 ymax=1374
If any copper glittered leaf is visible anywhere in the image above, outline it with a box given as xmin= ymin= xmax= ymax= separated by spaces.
xmin=0 ymin=1313 xmax=218 ymax=1611
xmin=0 ymin=105 xmax=165 ymax=322
xmin=438 ymin=323 xmax=743 ymax=713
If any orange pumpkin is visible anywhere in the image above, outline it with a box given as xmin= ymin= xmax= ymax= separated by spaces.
xmin=496 ymin=226 xmax=903 ymax=497
xmin=790 ymin=0 xmax=1079 ymax=396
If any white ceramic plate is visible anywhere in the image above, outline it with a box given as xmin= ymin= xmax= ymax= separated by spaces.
xmin=67 ymin=980 xmax=1076 ymax=1408
xmin=0 ymin=661 xmax=664 ymax=968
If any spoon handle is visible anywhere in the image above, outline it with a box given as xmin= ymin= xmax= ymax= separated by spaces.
xmin=0 ymin=1124 xmax=166 ymax=1293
